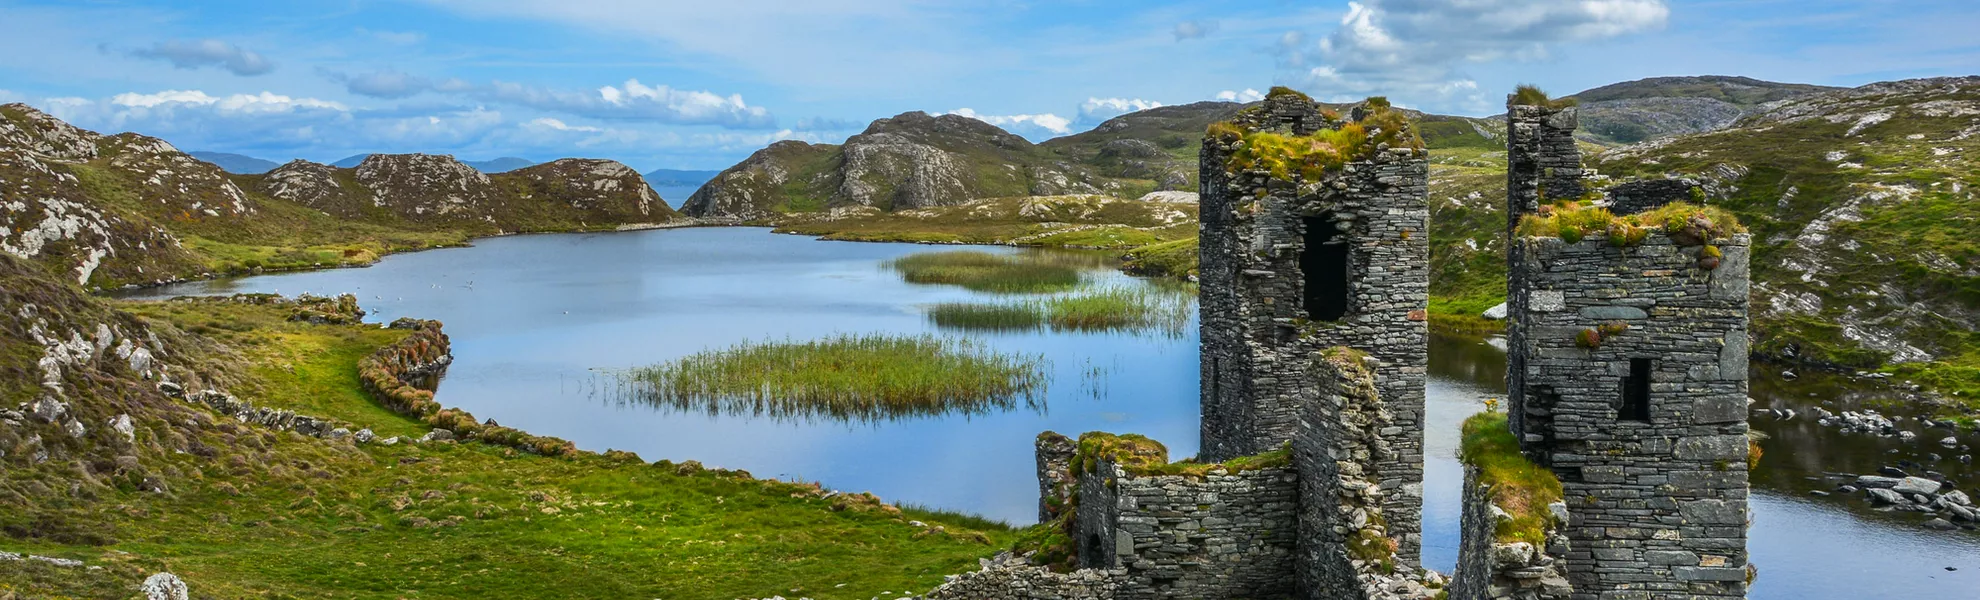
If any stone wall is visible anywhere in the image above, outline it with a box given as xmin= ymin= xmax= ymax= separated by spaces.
xmin=1509 ymin=231 xmax=1752 ymax=600
xmin=924 ymin=552 xmax=1121 ymax=600
xmin=1038 ymin=431 xmax=1078 ymax=523
xmin=1292 ymin=348 xmax=1436 ymax=599
xmin=1605 ymin=178 xmax=1700 ymax=216
xmin=1505 ymin=103 xmax=1583 ymax=227
xmin=1504 ymin=101 xmax=1582 ymax=455
xmin=1198 ymin=91 xmax=1430 ymax=563
xmin=1074 ymin=461 xmax=1300 ymax=599
xmin=1451 ymin=466 xmax=1572 ymax=600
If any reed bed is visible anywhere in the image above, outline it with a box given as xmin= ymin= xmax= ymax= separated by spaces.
xmin=925 ymin=286 xmax=1194 ymax=337
xmin=886 ymin=250 xmax=1084 ymax=294
xmin=615 ymin=334 xmax=1048 ymax=422
xmin=927 ymin=302 xmax=1047 ymax=331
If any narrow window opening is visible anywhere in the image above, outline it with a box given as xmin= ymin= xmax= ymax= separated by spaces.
xmin=1620 ymin=358 xmax=1653 ymax=422
xmin=1301 ymin=214 xmax=1351 ymax=321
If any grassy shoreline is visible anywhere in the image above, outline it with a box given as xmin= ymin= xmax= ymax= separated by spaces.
xmin=4 ymin=297 xmax=1018 ymax=599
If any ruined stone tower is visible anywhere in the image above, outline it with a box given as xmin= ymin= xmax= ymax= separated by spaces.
xmin=1501 ymin=93 xmax=1752 ymax=600
xmin=1197 ymin=89 xmax=1430 ymax=565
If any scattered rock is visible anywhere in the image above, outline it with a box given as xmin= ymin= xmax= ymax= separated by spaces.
xmin=141 ymin=573 xmax=189 ymax=600
xmin=354 ymin=428 xmax=376 ymax=444
xmin=1921 ymin=518 xmax=1958 ymax=530
xmin=108 ymin=414 xmax=135 ymax=443
xmin=1482 ymin=302 xmax=1509 ymax=320
xmin=1867 ymin=488 xmax=1907 ymax=505
xmin=328 ymin=428 xmax=351 ymax=440
xmin=28 ymin=555 xmax=83 ymax=567
xmin=419 ymin=429 xmax=455 ymax=443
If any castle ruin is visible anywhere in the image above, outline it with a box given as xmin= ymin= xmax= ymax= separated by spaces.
xmin=928 ymin=88 xmax=1749 ymax=600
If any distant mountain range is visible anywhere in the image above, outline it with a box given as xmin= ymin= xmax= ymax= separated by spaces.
xmin=187 ymin=151 xmax=281 ymax=175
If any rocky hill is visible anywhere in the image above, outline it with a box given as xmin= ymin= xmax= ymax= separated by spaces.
xmin=0 ymin=103 xmax=683 ymax=289
xmin=1564 ymin=75 xmax=1840 ymax=144
xmin=684 ymin=111 xmax=1168 ymax=220
xmin=1593 ymin=77 xmax=1978 ymax=379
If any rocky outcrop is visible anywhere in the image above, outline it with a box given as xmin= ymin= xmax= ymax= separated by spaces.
xmin=257 ymin=159 xmax=365 ymax=218
xmin=683 ymin=140 xmax=839 ymax=220
xmin=0 ymin=103 xmax=102 ymax=161
xmin=506 ymin=158 xmax=678 ymax=223
xmin=353 ymin=153 xmax=498 ymax=222
xmin=0 ymin=146 xmax=197 ymax=287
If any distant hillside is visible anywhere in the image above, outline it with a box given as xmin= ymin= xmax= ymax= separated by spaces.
xmin=188 ymin=151 xmax=280 ymax=174
xmin=331 ymin=153 xmax=535 ymax=173
xmin=0 ymin=102 xmax=683 ymax=289
xmin=683 ymin=111 xmax=1140 ymax=220
xmin=1563 ymin=75 xmax=1841 ymax=145
xmin=644 ymin=168 xmax=721 ymax=188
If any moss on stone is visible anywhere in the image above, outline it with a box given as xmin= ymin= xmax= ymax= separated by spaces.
xmin=1459 ymin=412 xmax=1564 ymax=546
xmin=1517 ymin=201 xmax=1744 ymax=247
xmin=1511 ymin=85 xmax=1579 ymax=109
xmin=1212 ymin=99 xmax=1425 ymax=182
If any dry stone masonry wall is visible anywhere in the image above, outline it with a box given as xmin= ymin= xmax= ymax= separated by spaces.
xmin=1450 ymin=467 xmax=1572 ymax=600
xmin=1493 ymin=92 xmax=1752 ymax=600
xmin=1198 ymin=90 xmax=1430 ymax=564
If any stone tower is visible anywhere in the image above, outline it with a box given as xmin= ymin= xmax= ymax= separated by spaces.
xmin=1197 ymin=89 xmax=1430 ymax=564
xmin=1504 ymin=94 xmax=1752 ymax=600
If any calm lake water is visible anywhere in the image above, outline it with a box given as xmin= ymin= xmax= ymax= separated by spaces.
xmin=120 ymin=227 xmax=1978 ymax=598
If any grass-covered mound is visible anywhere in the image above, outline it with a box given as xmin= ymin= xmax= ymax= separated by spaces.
xmin=1122 ymin=237 xmax=1198 ymax=279
xmin=887 ymin=250 xmax=1085 ymax=294
xmin=1459 ymin=412 xmax=1563 ymax=545
xmin=617 ymin=334 xmax=1048 ymax=422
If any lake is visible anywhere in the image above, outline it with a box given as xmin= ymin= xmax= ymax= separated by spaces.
xmin=120 ymin=226 xmax=1979 ymax=598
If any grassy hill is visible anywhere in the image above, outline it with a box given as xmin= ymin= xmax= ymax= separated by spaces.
xmin=0 ymin=103 xmax=685 ymax=289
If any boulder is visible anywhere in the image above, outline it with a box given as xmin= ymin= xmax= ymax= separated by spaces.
xmin=354 ymin=428 xmax=376 ymax=444
xmin=1483 ymin=302 xmax=1509 ymax=320
xmin=1491 ymin=542 xmax=1536 ymax=568
xmin=108 ymin=414 xmax=135 ymax=443
xmin=1922 ymin=518 xmax=1958 ymax=531
xmin=419 ymin=429 xmax=456 ymax=442
xmin=141 ymin=573 xmax=189 ymax=600
xmin=1944 ymin=490 xmax=1972 ymax=507
xmin=1893 ymin=477 xmax=1943 ymax=496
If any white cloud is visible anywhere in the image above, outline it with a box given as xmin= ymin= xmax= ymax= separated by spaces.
xmin=1173 ymin=20 xmax=1218 ymax=41
xmin=1216 ymin=89 xmax=1266 ymax=102
xmin=128 ymin=39 xmax=275 ymax=76
xmin=527 ymin=117 xmax=602 ymax=133
xmin=482 ymin=79 xmax=775 ymax=128
xmin=1281 ymin=0 xmax=1668 ymax=110
xmin=107 ymin=90 xmax=347 ymax=112
xmin=946 ymin=108 xmax=1072 ymax=141
xmin=1076 ymin=97 xmax=1164 ymax=127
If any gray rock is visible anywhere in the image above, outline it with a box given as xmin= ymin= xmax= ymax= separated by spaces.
xmin=1944 ymin=490 xmax=1972 ymax=507
xmin=1922 ymin=518 xmax=1958 ymax=531
xmin=1547 ymin=501 xmax=1569 ymax=524
xmin=328 ymin=427 xmax=352 ymax=440
xmin=1490 ymin=542 xmax=1536 ymax=568
xmin=1867 ymin=488 xmax=1908 ymax=505
xmin=354 ymin=428 xmax=376 ymax=444
xmin=1893 ymin=477 xmax=1943 ymax=496
xmin=419 ymin=429 xmax=456 ymax=442
xmin=29 ymin=555 xmax=83 ymax=567
xmin=27 ymin=396 xmax=67 ymax=424
xmin=1482 ymin=302 xmax=1509 ymax=320
xmin=141 ymin=572 xmax=189 ymax=600
xmin=108 ymin=414 xmax=135 ymax=443
xmin=0 ymin=551 xmax=19 ymax=561
xmin=1855 ymin=475 xmax=1903 ymax=489
xmin=1942 ymin=436 xmax=1960 ymax=447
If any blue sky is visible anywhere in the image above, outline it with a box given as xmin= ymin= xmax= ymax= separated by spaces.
xmin=0 ymin=0 xmax=1974 ymax=171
